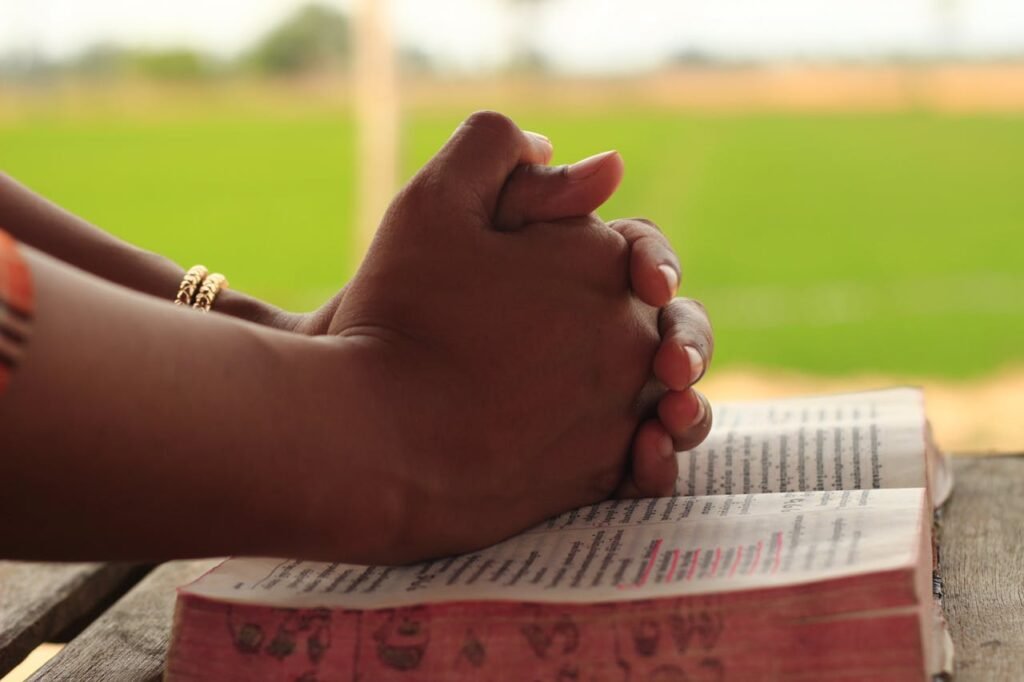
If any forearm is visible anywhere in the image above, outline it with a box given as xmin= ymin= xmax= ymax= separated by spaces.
xmin=0 ymin=246 xmax=402 ymax=562
xmin=0 ymin=172 xmax=300 ymax=329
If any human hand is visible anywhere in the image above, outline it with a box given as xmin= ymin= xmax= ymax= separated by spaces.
xmin=297 ymin=125 xmax=712 ymax=503
xmin=321 ymin=112 xmax=668 ymax=562
xmin=487 ymin=148 xmax=715 ymax=499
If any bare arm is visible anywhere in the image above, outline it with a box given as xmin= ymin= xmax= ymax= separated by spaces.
xmin=0 ymin=111 xmax=716 ymax=564
xmin=0 ymin=172 xmax=301 ymax=330
xmin=0 ymin=244 xmax=405 ymax=562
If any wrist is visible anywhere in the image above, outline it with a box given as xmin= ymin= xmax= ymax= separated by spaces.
xmin=280 ymin=337 xmax=415 ymax=563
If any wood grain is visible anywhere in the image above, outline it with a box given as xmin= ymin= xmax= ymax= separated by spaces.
xmin=11 ymin=456 xmax=1024 ymax=680
xmin=943 ymin=455 xmax=1024 ymax=680
xmin=0 ymin=562 xmax=142 ymax=677
xmin=27 ymin=559 xmax=218 ymax=681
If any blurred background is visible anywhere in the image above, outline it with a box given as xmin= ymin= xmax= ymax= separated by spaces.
xmin=1 ymin=0 xmax=1023 ymax=458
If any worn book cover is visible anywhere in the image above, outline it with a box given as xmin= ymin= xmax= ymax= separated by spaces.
xmin=166 ymin=388 xmax=954 ymax=681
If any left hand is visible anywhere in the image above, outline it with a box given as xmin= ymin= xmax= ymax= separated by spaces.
xmin=292 ymin=128 xmax=714 ymax=501
xmin=488 ymin=152 xmax=714 ymax=498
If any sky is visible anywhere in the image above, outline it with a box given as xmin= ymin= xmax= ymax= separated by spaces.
xmin=1 ymin=0 xmax=1023 ymax=73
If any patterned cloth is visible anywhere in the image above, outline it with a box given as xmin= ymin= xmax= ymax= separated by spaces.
xmin=0 ymin=229 xmax=33 ymax=396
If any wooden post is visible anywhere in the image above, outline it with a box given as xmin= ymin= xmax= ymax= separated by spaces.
xmin=353 ymin=0 xmax=399 ymax=258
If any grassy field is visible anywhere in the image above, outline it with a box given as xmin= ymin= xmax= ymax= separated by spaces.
xmin=2 ymin=104 xmax=1022 ymax=378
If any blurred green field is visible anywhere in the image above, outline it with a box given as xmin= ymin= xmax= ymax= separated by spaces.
xmin=2 ymin=106 xmax=1022 ymax=378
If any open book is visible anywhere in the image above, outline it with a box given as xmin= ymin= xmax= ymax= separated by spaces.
xmin=166 ymin=388 xmax=953 ymax=681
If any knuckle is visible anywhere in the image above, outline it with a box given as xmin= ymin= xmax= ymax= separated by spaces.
xmin=509 ymin=162 xmax=559 ymax=187
xmin=675 ymin=418 xmax=713 ymax=451
xmin=609 ymin=217 xmax=663 ymax=237
xmin=609 ymin=219 xmax=679 ymax=269
xmin=559 ymin=218 xmax=631 ymax=287
xmin=627 ymin=217 xmax=663 ymax=233
xmin=397 ymin=170 xmax=445 ymax=217
xmin=661 ymin=298 xmax=714 ymax=348
xmin=604 ymin=222 xmax=632 ymax=260
xmin=403 ymin=166 xmax=440 ymax=199
xmin=689 ymin=300 xmax=713 ymax=337
xmin=463 ymin=110 xmax=518 ymax=142
xmin=668 ymin=297 xmax=710 ymax=322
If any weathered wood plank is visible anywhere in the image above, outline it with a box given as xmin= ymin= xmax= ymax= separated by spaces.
xmin=14 ymin=456 xmax=1024 ymax=680
xmin=0 ymin=562 xmax=144 ymax=677
xmin=27 ymin=559 xmax=218 ymax=681
xmin=944 ymin=455 xmax=1024 ymax=680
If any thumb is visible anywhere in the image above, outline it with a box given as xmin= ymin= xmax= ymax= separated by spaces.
xmin=493 ymin=150 xmax=624 ymax=231
xmin=421 ymin=111 xmax=553 ymax=219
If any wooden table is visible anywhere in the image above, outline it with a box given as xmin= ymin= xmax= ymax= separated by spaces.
xmin=1 ymin=455 xmax=1022 ymax=680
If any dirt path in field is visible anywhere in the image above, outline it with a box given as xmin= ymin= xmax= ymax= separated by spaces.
xmin=402 ymin=64 xmax=1024 ymax=113
xmin=700 ymin=365 xmax=1024 ymax=455
xmin=4 ymin=63 xmax=1024 ymax=124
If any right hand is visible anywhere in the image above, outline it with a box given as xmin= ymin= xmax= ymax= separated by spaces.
xmin=295 ymin=120 xmax=714 ymax=510
xmin=490 ymin=152 xmax=715 ymax=500
xmin=319 ymin=112 xmax=665 ymax=563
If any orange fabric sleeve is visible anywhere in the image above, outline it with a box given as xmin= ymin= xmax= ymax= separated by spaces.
xmin=0 ymin=229 xmax=34 ymax=396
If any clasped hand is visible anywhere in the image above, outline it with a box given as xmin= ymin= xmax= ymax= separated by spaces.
xmin=305 ymin=112 xmax=714 ymax=562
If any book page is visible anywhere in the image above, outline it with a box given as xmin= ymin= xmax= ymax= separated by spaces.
xmin=677 ymin=388 xmax=929 ymax=498
xmin=183 ymin=488 xmax=926 ymax=610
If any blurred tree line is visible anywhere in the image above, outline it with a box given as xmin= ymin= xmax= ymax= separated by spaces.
xmin=0 ymin=3 xmax=408 ymax=82
xmin=243 ymin=4 xmax=350 ymax=75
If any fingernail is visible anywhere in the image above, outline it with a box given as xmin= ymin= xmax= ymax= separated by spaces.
xmin=658 ymin=264 xmax=678 ymax=297
xmin=567 ymin=150 xmax=618 ymax=182
xmin=684 ymin=346 xmax=705 ymax=385
xmin=525 ymin=131 xmax=553 ymax=158
xmin=658 ymin=432 xmax=675 ymax=459
xmin=689 ymin=393 xmax=707 ymax=427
